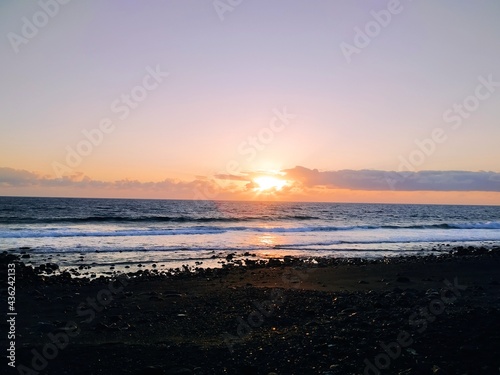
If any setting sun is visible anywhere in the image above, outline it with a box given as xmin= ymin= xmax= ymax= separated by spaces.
xmin=253 ymin=176 xmax=287 ymax=191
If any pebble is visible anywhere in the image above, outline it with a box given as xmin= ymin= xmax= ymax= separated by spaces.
xmin=396 ymin=276 xmax=410 ymax=283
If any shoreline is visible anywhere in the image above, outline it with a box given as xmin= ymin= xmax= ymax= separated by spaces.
xmin=6 ymin=241 xmax=500 ymax=279
xmin=2 ymin=246 xmax=500 ymax=374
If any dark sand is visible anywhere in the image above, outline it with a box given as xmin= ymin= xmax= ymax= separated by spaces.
xmin=2 ymin=247 xmax=500 ymax=375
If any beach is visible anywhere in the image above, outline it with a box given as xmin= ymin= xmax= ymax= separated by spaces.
xmin=4 ymin=246 xmax=500 ymax=375
xmin=2 ymin=198 xmax=500 ymax=278
xmin=3 ymin=1 xmax=500 ymax=374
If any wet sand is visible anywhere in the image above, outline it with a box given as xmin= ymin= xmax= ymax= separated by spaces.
xmin=2 ymin=246 xmax=500 ymax=375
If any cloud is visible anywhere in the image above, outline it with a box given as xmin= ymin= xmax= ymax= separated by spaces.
xmin=213 ymin=173 xmax=249 ymax=182
xmin=0 ymin=168 xmax=39 ymax=186
xmin=0 ymin=167 xmax=224 ymax=194
xmin=1 ymin=167 xmax=500 ymax=195
xmin=282 ymin=166 xmax=500 ymax=192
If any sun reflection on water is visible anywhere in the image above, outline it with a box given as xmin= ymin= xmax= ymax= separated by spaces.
xmin=258 ymin=234 xmax=275 ymax=246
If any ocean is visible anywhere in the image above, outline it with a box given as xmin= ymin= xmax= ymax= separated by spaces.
xmin=1 ymin=197 xmax=499 ymax=275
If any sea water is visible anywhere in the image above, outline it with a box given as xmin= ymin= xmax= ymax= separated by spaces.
xmin=1 ymin=197 xmax=499 ymax=274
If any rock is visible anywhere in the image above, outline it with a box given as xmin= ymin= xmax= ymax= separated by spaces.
xmin=426 ymin=289 xmax=439 ymax=297
xmin=340 ymin=308 xmax=356 ymax=315
xmin=267 ymin=258 xmax=282 ymax=267
xmin=109 ymin=315 xmax=122 ymax=323
xmin=237 ymin=365 xmax=258 ymax=375
xmin=459 ymin=344 xmax=479 ymax=353
xmin=163 ymin=292 xmax=182 ymax=298
xmin=139 ymin=366 xmax=164 ymax=375
xmin=406 ymin=348 xmax=418 ymax=356
xmin=396 ymin=276 xmax=410 ymax=283
xmin=94 ymin=322 xmax=118 ymax=332
xmin=165 ymin=368 xmax=192 ymax=375
xmin=149 ymin=295 xmax=164 ymax=301
xmin=431 ymin=365 xmax=447 ymax=374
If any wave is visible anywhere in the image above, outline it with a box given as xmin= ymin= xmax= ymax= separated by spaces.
xmin=0 ymin=228 xmax=226 ymax=239
xmin=1 ymin=221 xmax=499 ymax=239
xmin=437 ymin=222 xmax=500 ymax=229
xmin=237 ymin=222 xmax=500 ymax=232
xmin=273 ymin=238 xmax=488 ymax=248
xmin=0 ymin=214 xmax=320 ymax=225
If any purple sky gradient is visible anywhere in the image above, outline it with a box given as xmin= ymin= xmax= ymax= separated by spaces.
xmin=1 ymin=0 xmax=499 ymax=202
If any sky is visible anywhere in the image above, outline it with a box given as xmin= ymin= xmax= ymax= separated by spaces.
xmin=1 ymin=0 xmax=499 ymax=204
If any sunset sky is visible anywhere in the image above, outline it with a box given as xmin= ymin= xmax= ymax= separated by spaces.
xmin=1 ymin=1 xmax=500 ymax=204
